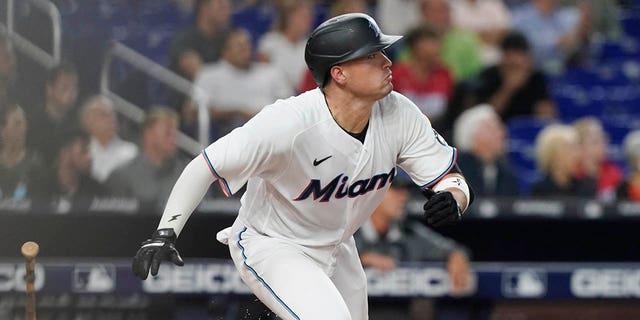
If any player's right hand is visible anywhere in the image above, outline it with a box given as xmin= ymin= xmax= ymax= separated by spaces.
xmin=132 ymin=228 xmax=184 ymax=280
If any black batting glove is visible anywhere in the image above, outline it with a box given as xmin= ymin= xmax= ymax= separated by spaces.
xmin=422 ymin=189 xmax=462 ymax=227
xmin=132 ymin=228 xmax=184 ymax=280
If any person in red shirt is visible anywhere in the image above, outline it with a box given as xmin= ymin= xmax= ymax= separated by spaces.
xmin=391 ymin=23 xmax=453 ymax=129
xmin=618 ymin=130 xmax=640 ymax=202
xmin=573 ymin=117 xmax=623 ymax=202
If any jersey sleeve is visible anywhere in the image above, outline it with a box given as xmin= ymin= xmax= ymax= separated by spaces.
xmin=394 ymin=93 xmax=457 ymax=189
xmin=202 ymin=104 xmax=293 ymax=196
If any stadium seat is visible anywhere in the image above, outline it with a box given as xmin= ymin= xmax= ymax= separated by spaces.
xmin=232 ymin=5 xmax=276 ymax=46
xmin=591 ymin=38 xmax=640 ymax=63
xmin=621 ymin=12 xmax=640 ymax=40
xmin=551 ymin=83 xmax=607 ymax=122
xmin=506 ymin=117 xmax=554 ymax=195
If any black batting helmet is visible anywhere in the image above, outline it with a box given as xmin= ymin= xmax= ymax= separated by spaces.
xmin=304 ymin=13 xmax=402 ymax=88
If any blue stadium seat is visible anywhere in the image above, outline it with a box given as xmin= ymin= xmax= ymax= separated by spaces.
xmin=591 ymin=38 xmax=640 ymax=63
xmin=551 ymin=83 xmax=607 ymax=122
xmin=506 ymin=117 xmax=554 ymax=195
xmin=232 ymin=5 xmax=276 ymax=46
xmin=595 ymin=60 xmax=640 ymax=86
xmin=621 ymin=12 xmax=640 ymax=40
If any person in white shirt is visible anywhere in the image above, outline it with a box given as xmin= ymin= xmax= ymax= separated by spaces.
xmin=80 ymin=95 xmax=137 ymax=183
xmin=376 ymin=0 xmax=422 ymax=35
xmin=133 ymin=13 xmax=473 ymax=320
xmin=450 ymin=0 xmax=512 ymax=64
xmin=193 ymin=28 xmax=293 ymax=137
xmin=257 ymin=0 xmax=314 ymax=92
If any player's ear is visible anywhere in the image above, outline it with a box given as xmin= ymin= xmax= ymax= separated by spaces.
xmin=329 ymin=65 xmax=348 ymax=86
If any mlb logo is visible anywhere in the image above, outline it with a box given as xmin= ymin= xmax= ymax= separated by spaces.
xmin=502 ymin=269 xmax=547 ymax=298
xmin=73 ymin=264 xmax=116 ymax=293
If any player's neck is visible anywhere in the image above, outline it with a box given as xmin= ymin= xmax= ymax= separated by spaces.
xmin=324 ymin=91 xmax=373 ymax=134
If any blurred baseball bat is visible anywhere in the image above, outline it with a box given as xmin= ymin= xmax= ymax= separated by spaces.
xmin=21 ymin=241 xmax=39 ymax=320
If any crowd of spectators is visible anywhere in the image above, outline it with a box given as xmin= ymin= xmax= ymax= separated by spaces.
xmin=0 ymin=0 xmax=639 ymax=215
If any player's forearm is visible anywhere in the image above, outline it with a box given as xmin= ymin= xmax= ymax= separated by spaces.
xmin=157 ymin=155 xmax=216 ymax=236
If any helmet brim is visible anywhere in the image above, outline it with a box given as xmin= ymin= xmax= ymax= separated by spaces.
xmin=380 ymin=34 xmax=403 ymax=48
xmin=334 ymin=34 xmax=403 ymax=66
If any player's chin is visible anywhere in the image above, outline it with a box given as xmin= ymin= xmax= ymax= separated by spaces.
xmin=381 ymin=82 xmax=394 ymax=96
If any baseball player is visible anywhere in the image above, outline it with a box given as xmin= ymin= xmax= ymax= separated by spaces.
xmin=132 ymin=13 xmax=474 ymax=320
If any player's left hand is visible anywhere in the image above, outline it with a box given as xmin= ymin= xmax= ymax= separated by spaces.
xmin=422 ymin=189 xmax=462 ymax=227
xmin=132 ymin=228 xmax=184 ymax=280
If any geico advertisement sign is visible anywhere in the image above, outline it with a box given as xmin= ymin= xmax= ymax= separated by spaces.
xmin=0 ymin=263 xmax=45 ymax=292
xmin=366 ymin=267 xmax=476 ymax=297
xmin=572 ymin=269 xmax=640 ymax=297
xmin=144 ymin=264 xmax=475 ymax=297
xmin=143 ymin=264 xmax=250 ymax=294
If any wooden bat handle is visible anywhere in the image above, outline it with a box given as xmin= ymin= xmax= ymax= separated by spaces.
xmin=21 ymin=241 xmax=39 ymax=320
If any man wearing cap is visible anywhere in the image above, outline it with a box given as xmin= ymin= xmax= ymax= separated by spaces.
xmin=132 ymin=13 xmax=474 ymax=319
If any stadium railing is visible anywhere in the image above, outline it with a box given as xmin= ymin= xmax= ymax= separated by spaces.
xmin=100 ymin=41 xmax=210 ymax=155
xmin=0 ymin=0 xmax=61 ymax=68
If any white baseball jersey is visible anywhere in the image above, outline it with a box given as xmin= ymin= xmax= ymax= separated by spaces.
xmin=203 ymin=88 xmax=456 ymax=247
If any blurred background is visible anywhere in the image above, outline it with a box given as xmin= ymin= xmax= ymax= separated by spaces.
xmin=1 ymin=0 xmax=640 ymax=319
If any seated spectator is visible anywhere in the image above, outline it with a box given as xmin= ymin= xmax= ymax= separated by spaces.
xmin=193 ymin=28 xmax=292 ymax=138
xmin=474 ymin=31 xmax=556 ymax=121
xmin=453 ymin=104 xmax=519 ymax=196
xmin=81 ymin=95 xmax=138 ymax=183
xmin=0 ymin=103 xmax=44 ymax=202
xmin=617 ymin=130 xmax=640 ymax=202
xmin=168 ymin=0 xmax=233 ymax=81
xmin=355 ymin=176 xmax=472 ymax=318
xmin=27 ymin=62 xmax=79 ymax=163
xmin=450 ymin=0 xmax=512 ymax=65
xmin=391 ymin=23 xmax=453 ymax=126
xmin=511 ymin=0 xmax=591 ymax=74
xmin=419 ymin=0 xmax=484 ymax=81
xmin=530 ymin=124 xmax=596 ymax=197
xmin=30 ymin=126 xmax=106 ymax=213
xmin=376 ymin=0 xmax=422 ymax=35
xmin=106 ymin=107 xmax=189 ymax=211
xmin=166 ymin=0 xmax=233 ymax=130
xmin=573 ymin=117 xmax=623 ymax=202
xmin=0 ymin=33 xmax=16 ymax=109
xmin=257 ymin=0 xmax=314 ymax=92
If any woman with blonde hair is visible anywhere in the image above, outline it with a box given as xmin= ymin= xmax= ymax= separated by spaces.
xmin=530 ymin=124 xmax=596 ymax=197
